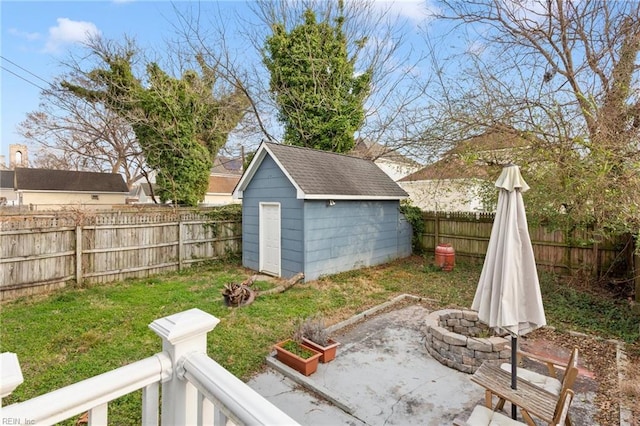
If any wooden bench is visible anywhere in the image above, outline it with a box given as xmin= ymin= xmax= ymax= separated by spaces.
xmin=469 ymin=362 xmax=577 ymax=426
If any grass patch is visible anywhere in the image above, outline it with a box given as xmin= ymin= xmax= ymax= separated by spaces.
xmin=1 ymin=255 xmax=638 ymax=424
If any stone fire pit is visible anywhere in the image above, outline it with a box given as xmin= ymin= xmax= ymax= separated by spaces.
xmin=423 ymin=309 xmax=510 ymax=373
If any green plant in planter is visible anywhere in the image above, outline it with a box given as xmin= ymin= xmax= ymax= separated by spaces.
xmin=281 ymin=340 xmax=317 ymax=359
xmin=274 ymin=339 xmax=322 ymax=375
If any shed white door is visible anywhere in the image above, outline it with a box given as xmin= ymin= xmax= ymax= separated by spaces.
xmin=259 ymin=202 xmax=281 ymax=276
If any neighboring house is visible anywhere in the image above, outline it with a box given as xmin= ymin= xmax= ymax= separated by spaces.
xmin=201 ymin=155 xmax=243 ymax=206
xmin=399 ymin=157 xmax=493 ymax=212
xmin=233 ymin=142 xmax=412 ymax=282
xmin=0 ymin=170 xmax=17 ymax=206
xmin=349 ymin=139 xmax=422 ymax=181
xmin=13 ymin=168 xmax=129 ymax=210
xmin=399 ymin=126 xmax=532 ymax=212
xmin=128 ymin=183 xmax=161 ymax=204
xmin=211 ymin=155 xmax=243 ymax=175
xmin=202 ymin=175 xmax=241 ymax=206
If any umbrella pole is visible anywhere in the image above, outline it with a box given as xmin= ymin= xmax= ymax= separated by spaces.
xmin=511 ymin=335 xmax=517 ymax=419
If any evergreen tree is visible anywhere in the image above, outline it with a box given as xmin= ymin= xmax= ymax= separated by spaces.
xmin=263 ymin=4 xmax=371 ymax=153
xmin=63 ymin=42 xmax=247 ymax=206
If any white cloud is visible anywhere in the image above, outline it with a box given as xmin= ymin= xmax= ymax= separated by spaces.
xmin=7 ymin=28 xmax=41 ymax=41
xmin=44 ymin=18 xmax=101 ymax=53
xmin=372 ymin=0 xmax=440 ymax=25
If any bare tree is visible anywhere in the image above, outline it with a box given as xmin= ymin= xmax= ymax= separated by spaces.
xmin=18 ymin=75 xmax=146 ymax=188
xmin=431 ymin=0 xmax=640 ymax=237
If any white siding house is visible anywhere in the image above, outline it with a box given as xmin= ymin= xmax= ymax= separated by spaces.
xmin=14 ymin=168 xmax=129 ymax=210
xmin=399 ymin=126 xmax=534 ymax=212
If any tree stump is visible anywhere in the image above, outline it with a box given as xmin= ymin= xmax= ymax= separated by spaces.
xmin=221 ymin=272 xmax=304 ymax=307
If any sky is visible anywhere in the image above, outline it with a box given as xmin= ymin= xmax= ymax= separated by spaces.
xmin=0 ymin=0 xmax=439 ymax=167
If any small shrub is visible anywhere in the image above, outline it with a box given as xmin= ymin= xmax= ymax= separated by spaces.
xmin=293 ymin=315 xmax=330 ymax=346
xmin=399 ymin=201 xmax=425 ymax=254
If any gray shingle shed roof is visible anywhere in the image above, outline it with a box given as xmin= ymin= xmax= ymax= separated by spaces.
xmin=234 ymin=142 xmax=408 ymax=200
xmin=15 ymin=168 xmax=129 ymax=193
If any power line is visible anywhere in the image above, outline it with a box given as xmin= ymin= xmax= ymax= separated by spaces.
xmin=0 ymin=55 xmax=52 ymax=86
xmin=0 ymin=65 xmax=49 ymax=92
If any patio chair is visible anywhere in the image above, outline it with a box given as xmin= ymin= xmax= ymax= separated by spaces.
xmin=500 ymin=347 xmax=579 ymax=396
xmin=460 ymin=388 xmax=574 ymax=426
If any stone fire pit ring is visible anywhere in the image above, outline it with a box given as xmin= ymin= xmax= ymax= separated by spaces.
xmin=423 ymin=309 xmax=510 ymax=374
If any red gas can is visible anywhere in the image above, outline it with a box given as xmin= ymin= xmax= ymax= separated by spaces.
xmin=435 ymin=243 xmax=455 ymax=271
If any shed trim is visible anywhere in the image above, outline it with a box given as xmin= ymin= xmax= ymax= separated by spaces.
xmin=233 ymin=142 xmax=408 ymax=200
xmin=233 ymin=143 xmax=304 ymax=199
xmin=304 ymin=194 xmax=407 ymax=200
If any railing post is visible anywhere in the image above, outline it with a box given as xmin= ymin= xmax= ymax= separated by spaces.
xmin=149 ymin=309 xmax=220 ymax=426
xmin=0 ymin=352 xmax=23 ymax=405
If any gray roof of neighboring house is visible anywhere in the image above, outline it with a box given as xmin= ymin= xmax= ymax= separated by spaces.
xmin=235 ymin=142 xmax=408 ymax=200
xmin=211 ymin=156 xmax=243 ymax=175
xmin=14 ymin=168 xmax=129 ymax=192
xmin=0 ymin=170 xmax=14 ymax=189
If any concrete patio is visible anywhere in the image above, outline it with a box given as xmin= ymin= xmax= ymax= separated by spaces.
xmin=247 ymin=296 xmax=611 ymax=425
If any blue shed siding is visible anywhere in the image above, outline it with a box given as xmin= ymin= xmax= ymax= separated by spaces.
xmin=302 ymin=200 xmax=410 ymax=281
xmin=241 ymin=155 xmax=304 ymax=277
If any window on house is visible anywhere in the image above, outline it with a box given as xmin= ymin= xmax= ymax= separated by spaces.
xmin=91 ymin=195 xmax=99 ymax=200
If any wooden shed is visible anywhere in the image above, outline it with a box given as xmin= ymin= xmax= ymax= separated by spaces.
xmin=233 ymin=142 xmax=412 ymax=281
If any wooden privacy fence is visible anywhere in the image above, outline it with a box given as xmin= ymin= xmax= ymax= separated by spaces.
xmin=2 ymin=208 xmax=636 ymax=302
xmin=0 ymin=208 xmax=242 ymax=301
xmin=421 ymin=211 xmax=634 ymax=278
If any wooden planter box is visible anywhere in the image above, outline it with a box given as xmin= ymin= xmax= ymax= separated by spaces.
xmin=274 ymin=339 xmax=322 ymax=376
xmin=301 ymin=338 xmax=340 ymax=363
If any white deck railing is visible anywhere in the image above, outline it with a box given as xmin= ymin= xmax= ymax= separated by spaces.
xmin=0 ymin=309 xmax=298 ymax=426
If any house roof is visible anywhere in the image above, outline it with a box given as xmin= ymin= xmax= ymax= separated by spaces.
xmin=234 ymin=142 xmax=408 ymax=200
xmin=449 ymin=125 xmax=533 ymax=155
xmin=211 ymin=156 xmax=243 ymax=175
xmin=401 ymin=126 xmax=532 ymax=182
xmin=399 ymin=157 xmax=492 ymax=181
xmin=350 ymin=140 xmax=421 ymax=167
xmin=207 ymin=175 xmax=241 ymax=194
xmin=14 ymin=168 xmax=129 ymax=193
xmin=138 ymin=183 xmax=159 ymax=197
xmin=0 ymin=170 xmax=14 ymax=189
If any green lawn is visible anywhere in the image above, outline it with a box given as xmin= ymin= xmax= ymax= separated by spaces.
xmin=1 ymin=255 xmax=638 ymax=424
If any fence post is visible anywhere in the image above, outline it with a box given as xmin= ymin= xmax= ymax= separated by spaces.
xmin=178 ymin=220 xmax=184 ymax=271
xmin=75 ymin=226 xmax=83 ymax=286
xmin=149 ymin=309 xmax=220 ymax=426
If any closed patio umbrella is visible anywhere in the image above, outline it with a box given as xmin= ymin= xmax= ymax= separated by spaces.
xmin=471 ymin=164 xmax=546 ymax=419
